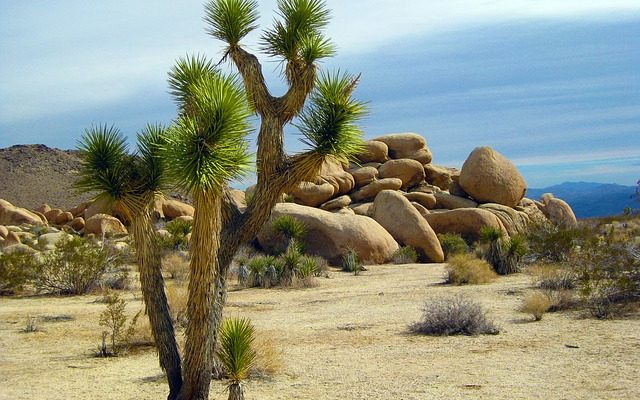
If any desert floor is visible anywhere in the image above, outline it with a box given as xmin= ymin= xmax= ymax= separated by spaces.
xmin=1 ymin=263 xmax=639 ymax=400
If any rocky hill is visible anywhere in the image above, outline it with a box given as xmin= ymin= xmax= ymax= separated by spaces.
xmin=0 ymin=144 xmax=93 ymax=210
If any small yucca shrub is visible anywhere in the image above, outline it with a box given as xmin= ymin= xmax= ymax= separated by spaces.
xmin=271 ymin=215 xmax=306 ymax=254
xmin=217 ymin=317 xmax=257 ymax=400
xmin=446 ymin=254 xmax=497 ymax=285
xmin=342 ymin=248 xmax=363 ymax=275
xmin=479 ymin=227 xmax=526 ymax=275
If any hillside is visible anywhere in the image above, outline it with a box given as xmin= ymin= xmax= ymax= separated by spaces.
xmin=0 ymin=144 xmax=93 ymax=210
xmin=527 ymin=181 xmax=638 ymax=219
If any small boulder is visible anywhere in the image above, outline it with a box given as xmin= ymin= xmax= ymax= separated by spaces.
xmin=0 ymin=231 xmax=21 ymax=248
xmin=320 ymin=195 xmax=352 ymax=211
xmin=35 ymin=204 xmax=52 ymax=214
xmin=2 ymin=243 xmax=37 ymax=255
xmin=348 ymin=166 xmax=379 ymax=189
xmin=257 ymin=203 xmax=399 ymax=264
xmin=479 ymin=203 xmax=530 ymax=236
xmin=318 ymin=160 xmax=355 ymax=196
xmin=537 ymin=194 xmax=578 ymax=228
xmin=409 ymin=182 xmax=441 ymax=195
xmin=174 ymin=215 xmax=194 ymax=224
xmin=68 ymin=202 xmax=89 ymax=218
xmin=372 ymin=190 xmax=444 ymax=263
xmin=0 ymin=199 xmax=46 ymax=226
xmin=423 ymin=208 xmax=506 ymax=242
xmin=84 ymin=214 xmax=128 ymax=236
xmin=163 ymin=199 xmax=195 ymax=220
xmin=54 ymin=211 xmax=74 ymax=225
xmin=291 ymin=181 xmax=336 ymax=207
xmin=38 ymin=232 xmax=72 ymax=250
xmin=424 ymin=164 xmax=459 ymax=190
xmin=434 ymin=192 xmax=478 ymax=209
xmin=44 ymin=209 xmax=64 ymax=223
xmin=448 ymin=181 xmax=468 ymax=197
xmin=459 ymin=146 xmax=527 ymax=207
xmin=373 ymin=133 xmax=433 ymax=164
xmin=356 ymin=140 xmax=389 ymax=163
xmin=349 ymin=202 xmax=374 ymax=217
xmin=68 ymin=217 xmax=85 ymax=232
xmin=378 ymin=159 xmax=425 ymax=190
xmin=0 ymin=225 xmax=8 ymax=239
xmin=228 ymin=189 xmax=247 ymax=212
xmin=404 ymin=192 xmax=437 ymax=209
xmin=351 ymin=178 xmax=403 ymax=202
xmin=412 ymin=202 xmax=430 ymax=219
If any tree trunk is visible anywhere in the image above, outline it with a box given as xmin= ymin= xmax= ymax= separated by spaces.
xmin=227 ymin=382 xmax=245 ymax=400
xmin=130 ymin=212 xmax=183 ymax=400
xmin=178 ymin=190 xmax=221 ymax=400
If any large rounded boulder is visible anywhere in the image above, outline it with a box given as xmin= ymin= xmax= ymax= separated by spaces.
xmin=84 ymin=214 xmax=128 ymax=236
xmin=257 ymin=203 xmax=398 ymax=264
xmin=423 ymin=208 xmax=506 ymax=242
xmin=459 ymin=146 xmax=526 ymax=207
xmin=291 ymin=181 xmax=336 ymax=207
xmin=348 ymin=166 xmax=379 ymax=189
xmin=537 ymin=194 xmax=578 ymax=228
xmin=356 ymin=141 xmax=389 ymax=163
xmin=162 ymin=199 xmax=195 ymax=220
xmin=378 ymin=159 xmax=425 ymax=190
xmin=0 ymin=199 xmax=46 ymax=226
xmin=372 ymin=190 xmax=444 ymax=263
xmin=351 ymin=178 xmax=403 ymax=202
xmin=373 ymin=133 xmax=433 ymax=164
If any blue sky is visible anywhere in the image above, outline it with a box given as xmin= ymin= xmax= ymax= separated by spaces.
xmin=1 ymin=0 xmax=639 ymax=188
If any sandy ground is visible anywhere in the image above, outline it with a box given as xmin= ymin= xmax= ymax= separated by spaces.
xmin=1 ymin=263 xmax=639 ymax=400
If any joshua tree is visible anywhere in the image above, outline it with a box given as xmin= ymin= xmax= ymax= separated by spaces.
xmin=76 ymin=125 xmax=183 ymax=398
xmin=216 ymin=317 xmax=257 ymax=400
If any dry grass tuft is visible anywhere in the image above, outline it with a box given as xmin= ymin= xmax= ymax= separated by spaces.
xmin=162 ymin=253 xmax=189 ymax=283
xmin=166 ymin=285 xmax=188 ymax=328
xmin=445 ymin=254 xmax=497 ymax=285
xmin=520 ymin=292 xmax=552 ymax=321
xmin=251 ymin=332 xmax=283 ymax=378
xmin=528 ymin=263 xmax=576 ymax=291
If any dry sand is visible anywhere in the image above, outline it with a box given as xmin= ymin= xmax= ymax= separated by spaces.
xmin=1 ymin=263 xmax=638 ymax=399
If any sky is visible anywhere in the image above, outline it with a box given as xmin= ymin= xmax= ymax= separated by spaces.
xmin=1 ymin=0 xmax=639 ymax=188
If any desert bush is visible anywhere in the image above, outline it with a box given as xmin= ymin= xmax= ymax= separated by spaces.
xmin=445 ymin=254 xmax=497 ymax=285
xmin=250 ymin=333 xmax=282 ymax=378
xmin=409 ymin=295 xmax=499 ymax=336
xmin=0 ymin=252 xmax=38 ymax=295
xmin=98 ymin=292 xmax=140 ymax=356
xmin=392 ymin=246 xmax=418 ymax=264
xmin=36 ymin=236 xmax=122 ymax=295
xmin=342 ymin=248 xmax=364 ymax=275
xmin=23 ymin=315 xmax=39 ymax=333
xmin=159 ymin=219 xmax=192 ymax=250
xmin=438 ymin=233 xmax=468 ymax=260
xmin=573 ymin=240 xmax=640 ymax=318
xmin=520 ymin=292 xmax=552 ymax=321
xmin=529 ymin=263 xmax=576 ymax=291
xmin=544 ymin=289 xmax=578 ymax=312
xmin=526 ymin=221 xmax=589 ymax=262
xmin=479 ymin=228 xmax=526 ymax=275
xmin=162 ymin=252 xmax=189 ymax=282
xmin=166 ymin=285 xmax=188 ymax=328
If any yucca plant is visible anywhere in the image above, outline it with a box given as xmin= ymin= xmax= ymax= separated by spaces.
xmin=75 ymin=125 xmax=182 ymax=398
xmin=479 ymin=227 xmax=526 ymax=275
xmin=216 ymin=317 xmax=257 ymax=400
xmin=272 ymin=215 xmax=306 ymax=254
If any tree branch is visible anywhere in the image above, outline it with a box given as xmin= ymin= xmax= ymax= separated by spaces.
xmin=228 ymin=46 xmax=273 ymax=116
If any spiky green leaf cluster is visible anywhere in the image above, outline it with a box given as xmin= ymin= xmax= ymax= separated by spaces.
xmin=163 ymin=61 xmax=252 ymax=194
xmin=297 ymin=71 xmax=366 ymax=163
xmin=204 ymin=0 xmax=259 ymax=46
xmin=261 ymin=0 xmax=334 ymax=66
xmin=216 ymin=317 xmax=257 ymax=383
xmin=168 ymin=55 xmax=216 ymax=113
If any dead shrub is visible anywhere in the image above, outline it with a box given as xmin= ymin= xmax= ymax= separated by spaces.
xmin=250 ymin=332 xmax=283 ymax=378
xmin=520 ymin=292 xmax=552 ymax=321
xmin=544 ymin=289 xmax=578 ymax=312
xmin=163 ymin=252 xmax=189 ymax=282
xmin=409 ymin=295 xmax=499 ymax=336
xmin=445 ymin=254 xmax=497 ymax=285
xmin=529 ymin=263 xmax=576 ymax=291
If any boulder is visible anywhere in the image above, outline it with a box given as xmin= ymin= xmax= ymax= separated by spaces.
xmin=35 ymin=204 xmax=52 ymax=214
xmin=351 ymin=178 xmax=403 ymax=202
xmin=332 ymin=208 xmax=356 ymax=216
xmin=519 ymin=198 xmax=548 ymax=226
xmin=348 ymin=166 xmax=379 ymax=189
xmin=68 ymin=202 xmax=89 ymax=218
xmin=257 ymin=203 xmax=399 ymax=264
xmin=44 ymin=208 xmax=64 ymax=223
xmin=459 ymin=146 xmax=527 ymax=207
xmin=320 ymin=195 xmax=352 ymax=211
xmin=349 ymin=202 xmax=374 ymax=217
xmin=162 ymin=199 xmax=195 ymax=220
xmin=409 ymin=182 xmax=441 ymax=195
xmin=404 ymin=192 xmax=437 ymax=209
xmin=0 ymin=225 xmax=8 ymax=239
xmin=423 ymin=208 xmax=507 ymax=242
xmin=291 ymin=181 xmax=336 ymax=207
xmin=54 ymin=211 xmax=74 ymax=225
xmin=68 ymin=217 xmax=85 ymax=232
xmin=318 ymin=160 xmax=355 ymax=195
xmin=373 ymin=133 xmax=433 ymax=164
xmin=356 ymin=140 xmax=389 ymax=163
xmin=84 ymin=197 xmax=112 ymax=220
xmin=412 ymin=202 xmax=430 ymax=219
xmin=174 ymin=215 xmax=194 ymax=224
xmin=0 ymin=231 xmax=21 ymax=248
xmin=38 ymin=232 xmax=72 ymax=250
xmin=424 ymin=164 xmax=459 ymax=190
xmin=448 ymin=181 xmax=468 ymax=197
xmin=434 ymin=192 xmax=478 ymax=209
xmin=378 ymin=159 xmax=425 ymax=190
xmin=372 ymin=190 xmax=444 ymax=263
xmin=84 ymin=214 xmax=128 ymax=236
xmin=479 ymin=203 xmax=530 ymax=236
xmin=537 ymin=194 xmax=578 ymax=228
xmin=0 ymin=199 xmax=46 ymax=226
xmin=228 ymin=189 xmax=247 ymax=212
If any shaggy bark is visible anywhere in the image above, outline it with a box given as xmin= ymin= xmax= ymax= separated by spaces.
xmin=129 ymin=209 xmax=183 ymax=400
xmin=177 ymin=190 xmax=222 ymax=400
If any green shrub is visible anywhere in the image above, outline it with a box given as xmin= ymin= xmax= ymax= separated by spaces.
xmin=409 ymin=295 xmax=499 ymax=336
xmin=529 ymin=263 xmax=576 ymax=291
xmin=98 ymin=292 xmax=140 ymax=356
xmin=479 ymin=227 xmax=526 ymax=275
xmin=445 ymin=254 xmax=497 ymax=285
xmin=159 ymin=218 xmax=192 ymax=250
xmin=391 ymin=246 xmax=418 ymax=264
xmin=437 ymin=233 xmax=468 ymax=260
xmin=341 ymin=248 xmax=363 ymax=275
xmin=36 ymin=236 xmax=122 ymax=295
xmin=0 ymin=252 xmax=38 ymax=295
xmin=526 ymin=221 xmax=589 ymax=262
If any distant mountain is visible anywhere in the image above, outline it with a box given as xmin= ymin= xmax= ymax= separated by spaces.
xmin=526 ymin=182 xmax=638 ymax=219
